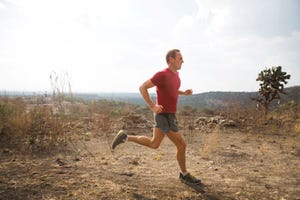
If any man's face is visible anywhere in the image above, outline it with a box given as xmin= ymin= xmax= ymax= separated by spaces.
xmin=170 ymin=51 xmax=184 ymax=70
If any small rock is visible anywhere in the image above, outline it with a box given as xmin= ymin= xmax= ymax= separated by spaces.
xmin=56 ymin=158 xmax=65 ymax=166
xmin=3 ymin=148 xmax=11 ymax=153
xmin=129 ymin=159 xmax=139 ymax=165
xmin=265 ymin=184 xmax=272 ymax=189
xmin=121 ymin=171 xmax=134 ymax=177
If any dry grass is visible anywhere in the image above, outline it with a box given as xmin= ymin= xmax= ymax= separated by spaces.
xmin=0 ymin=97 xmax=28 ymax=137
xmin=1 ymin=92 xmax=299 ymax=155
xmin=0 ymin=94 xmax=137 ymax=154
xmin=1 ymin=94 xmax=300 ymax=199
xmin=0 ymin=96 xmax=66 ymax=152
xmin=224 ymin=102 xmax=265 ymax=127
xmin=294 ymin=118 xmax=300 ymax=134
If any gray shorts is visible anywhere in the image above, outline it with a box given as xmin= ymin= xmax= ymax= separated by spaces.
xmin=154 ymin=113 xmax=179 ymax=133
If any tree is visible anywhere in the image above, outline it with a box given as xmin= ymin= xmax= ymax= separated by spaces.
xmin=253 ymin=66 xmax=291 ymax=120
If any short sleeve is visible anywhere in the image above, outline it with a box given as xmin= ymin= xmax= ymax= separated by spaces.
xmin=150 ymin=71 xmax=165 ymax=87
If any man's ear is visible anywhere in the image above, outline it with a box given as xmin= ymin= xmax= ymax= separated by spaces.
xmin=169 ymin=57 xmax=175 ymax=63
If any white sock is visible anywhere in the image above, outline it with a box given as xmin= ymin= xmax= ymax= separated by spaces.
xmin=182 ymin=172 xmax=189 ymax=176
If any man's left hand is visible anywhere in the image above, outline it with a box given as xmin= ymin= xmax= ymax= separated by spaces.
xmin=182 ymin=89 xmax=193 ymax=95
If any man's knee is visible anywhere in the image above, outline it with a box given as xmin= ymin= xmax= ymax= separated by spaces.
xmin=150 ymin=142 xmax=160 ymax=149
xmin=178 ymin=140 xmax=187 ymax=151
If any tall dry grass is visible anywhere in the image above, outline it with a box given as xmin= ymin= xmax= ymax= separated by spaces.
xmin=0 ymin=97 xmax=28 ymax=138
xmin=223 ymin=100 xmax=300 ymax=134
xmin=0 ymin=96 xmax=137 ymax=153
xmin=272 ymin=100 xmax=300 ymax=133
xmin=224 ymin=102 xmax=265 ymax=127
xmin=0 ymin=96 xmax=67 ymax=152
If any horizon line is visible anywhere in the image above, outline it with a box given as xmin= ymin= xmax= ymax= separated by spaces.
xmin=0 ymin=85 xmax=299 ymax=96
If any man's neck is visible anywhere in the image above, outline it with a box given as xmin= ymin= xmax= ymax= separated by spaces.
xmin=168 ymin=66 xmax=177 ymax=73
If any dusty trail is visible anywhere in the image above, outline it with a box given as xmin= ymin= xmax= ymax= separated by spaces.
xmin=1 ymin=128 xmax=299 ymax=200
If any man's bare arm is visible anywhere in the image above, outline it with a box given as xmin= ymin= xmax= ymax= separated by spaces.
xmin=139 ymin=80 xmax=163 ymax=113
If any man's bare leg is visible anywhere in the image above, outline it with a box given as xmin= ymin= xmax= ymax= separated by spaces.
xmin=111 ymin=128 xmax=201 ymax=183
xmin=127 ymin=128 xmax=165 ymax=149
xmin=166 ymin=131 xmax=187 ymax=173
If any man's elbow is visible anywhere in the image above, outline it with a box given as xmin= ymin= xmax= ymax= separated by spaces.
xmin=139 ymin=80 xmax=153 ymax=93
xmin=139 ymin=84 xmax=145 ymax=94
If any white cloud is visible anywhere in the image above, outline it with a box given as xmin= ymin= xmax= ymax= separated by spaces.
xmin=195 ymin=0 xmax=210 ymax=20
xmin=0 ymin=0 xmax=299 ymax=93
xmin=0 ymin=2 xmax=6 ymax=9
xmin=168 ymin=0 xmax=300 ymax=93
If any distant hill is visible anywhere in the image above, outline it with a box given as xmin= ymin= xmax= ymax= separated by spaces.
xmin=1 ymin=86 xmax=299 ymax=110
xmin=280 ymin=86 xmax=300 ymax=102
xmin=178 ymin=91 xmax=254 ymax=109
xmin=85 ymin=86 xmax=300 ymax=110
xmin=181 ymin=86 xmax=300 ymax=110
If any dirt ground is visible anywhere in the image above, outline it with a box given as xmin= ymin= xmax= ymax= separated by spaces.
xmin=0 ymin=125 xmax=299 ymax=200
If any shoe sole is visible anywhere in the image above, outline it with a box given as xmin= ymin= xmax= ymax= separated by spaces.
xmin=111 ymin=130 xmax=127 ymax=150
xmin=180 ymin=178 xmax=202 ymax=185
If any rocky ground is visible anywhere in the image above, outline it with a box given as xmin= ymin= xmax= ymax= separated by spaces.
xmin=1 ymin=121 xmax=299 ymax=200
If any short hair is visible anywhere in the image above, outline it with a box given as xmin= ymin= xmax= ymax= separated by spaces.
xmin=166 ymin=49 xmax=180 ymax=64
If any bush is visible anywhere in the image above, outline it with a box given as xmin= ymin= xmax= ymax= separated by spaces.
xmin=27 ymin=104 xmax=64 ymax=149
xmin=199 ymin=107 xmax=215 ymax=116
xmin=0 ymin=96 xmax=66 ymax=152
xmin=179 ymin=106 xmax=197 ymax=116
xmin=0 ymin=97 xmax=28 ymax=138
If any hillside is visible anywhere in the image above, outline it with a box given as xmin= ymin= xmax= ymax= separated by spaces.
xmin=1 ymin=86 xmax=299 ymax=110
xmin=88 ymin=86 xmax=300 ymax=110
xmin=179 ymin=85 xmax=300 ymax=110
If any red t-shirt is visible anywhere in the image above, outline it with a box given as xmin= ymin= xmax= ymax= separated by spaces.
xmin=150 ymin=68 xmax=181 ymax=113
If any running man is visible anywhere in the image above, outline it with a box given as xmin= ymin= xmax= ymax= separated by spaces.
xmin=111 ymin=49 xmax=201 ymax=184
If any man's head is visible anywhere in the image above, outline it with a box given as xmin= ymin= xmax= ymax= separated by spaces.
xmin=166 ymin=49 xmax=184 ymax=71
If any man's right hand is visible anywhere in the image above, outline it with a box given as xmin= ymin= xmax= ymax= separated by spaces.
xmin=151 ymin=104 xmax=163 ymax=114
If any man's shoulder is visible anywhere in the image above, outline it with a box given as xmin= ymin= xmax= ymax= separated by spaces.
xmin=153 ymin=68 xmax=168 ymax=77
xmin=156 ymin=68 xmax=168 ymax=73
xmin=151 ymin=68 xmax=168 ymax=85
xmin=160 ymin=68 xmax=173 ymax=75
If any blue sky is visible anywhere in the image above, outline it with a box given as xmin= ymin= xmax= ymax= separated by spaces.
xmin=0 ymin=0 xmax=299 ymax=93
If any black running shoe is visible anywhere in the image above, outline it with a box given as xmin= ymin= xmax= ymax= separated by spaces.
xmin=179 ymin=172 xmax=201 ymax=184
xmin=111 ymin=130 xmax=128 ymax=150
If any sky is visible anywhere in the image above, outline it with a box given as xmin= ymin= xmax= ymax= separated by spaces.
xmin=0 ymin=0 xmax=300 ymax=94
